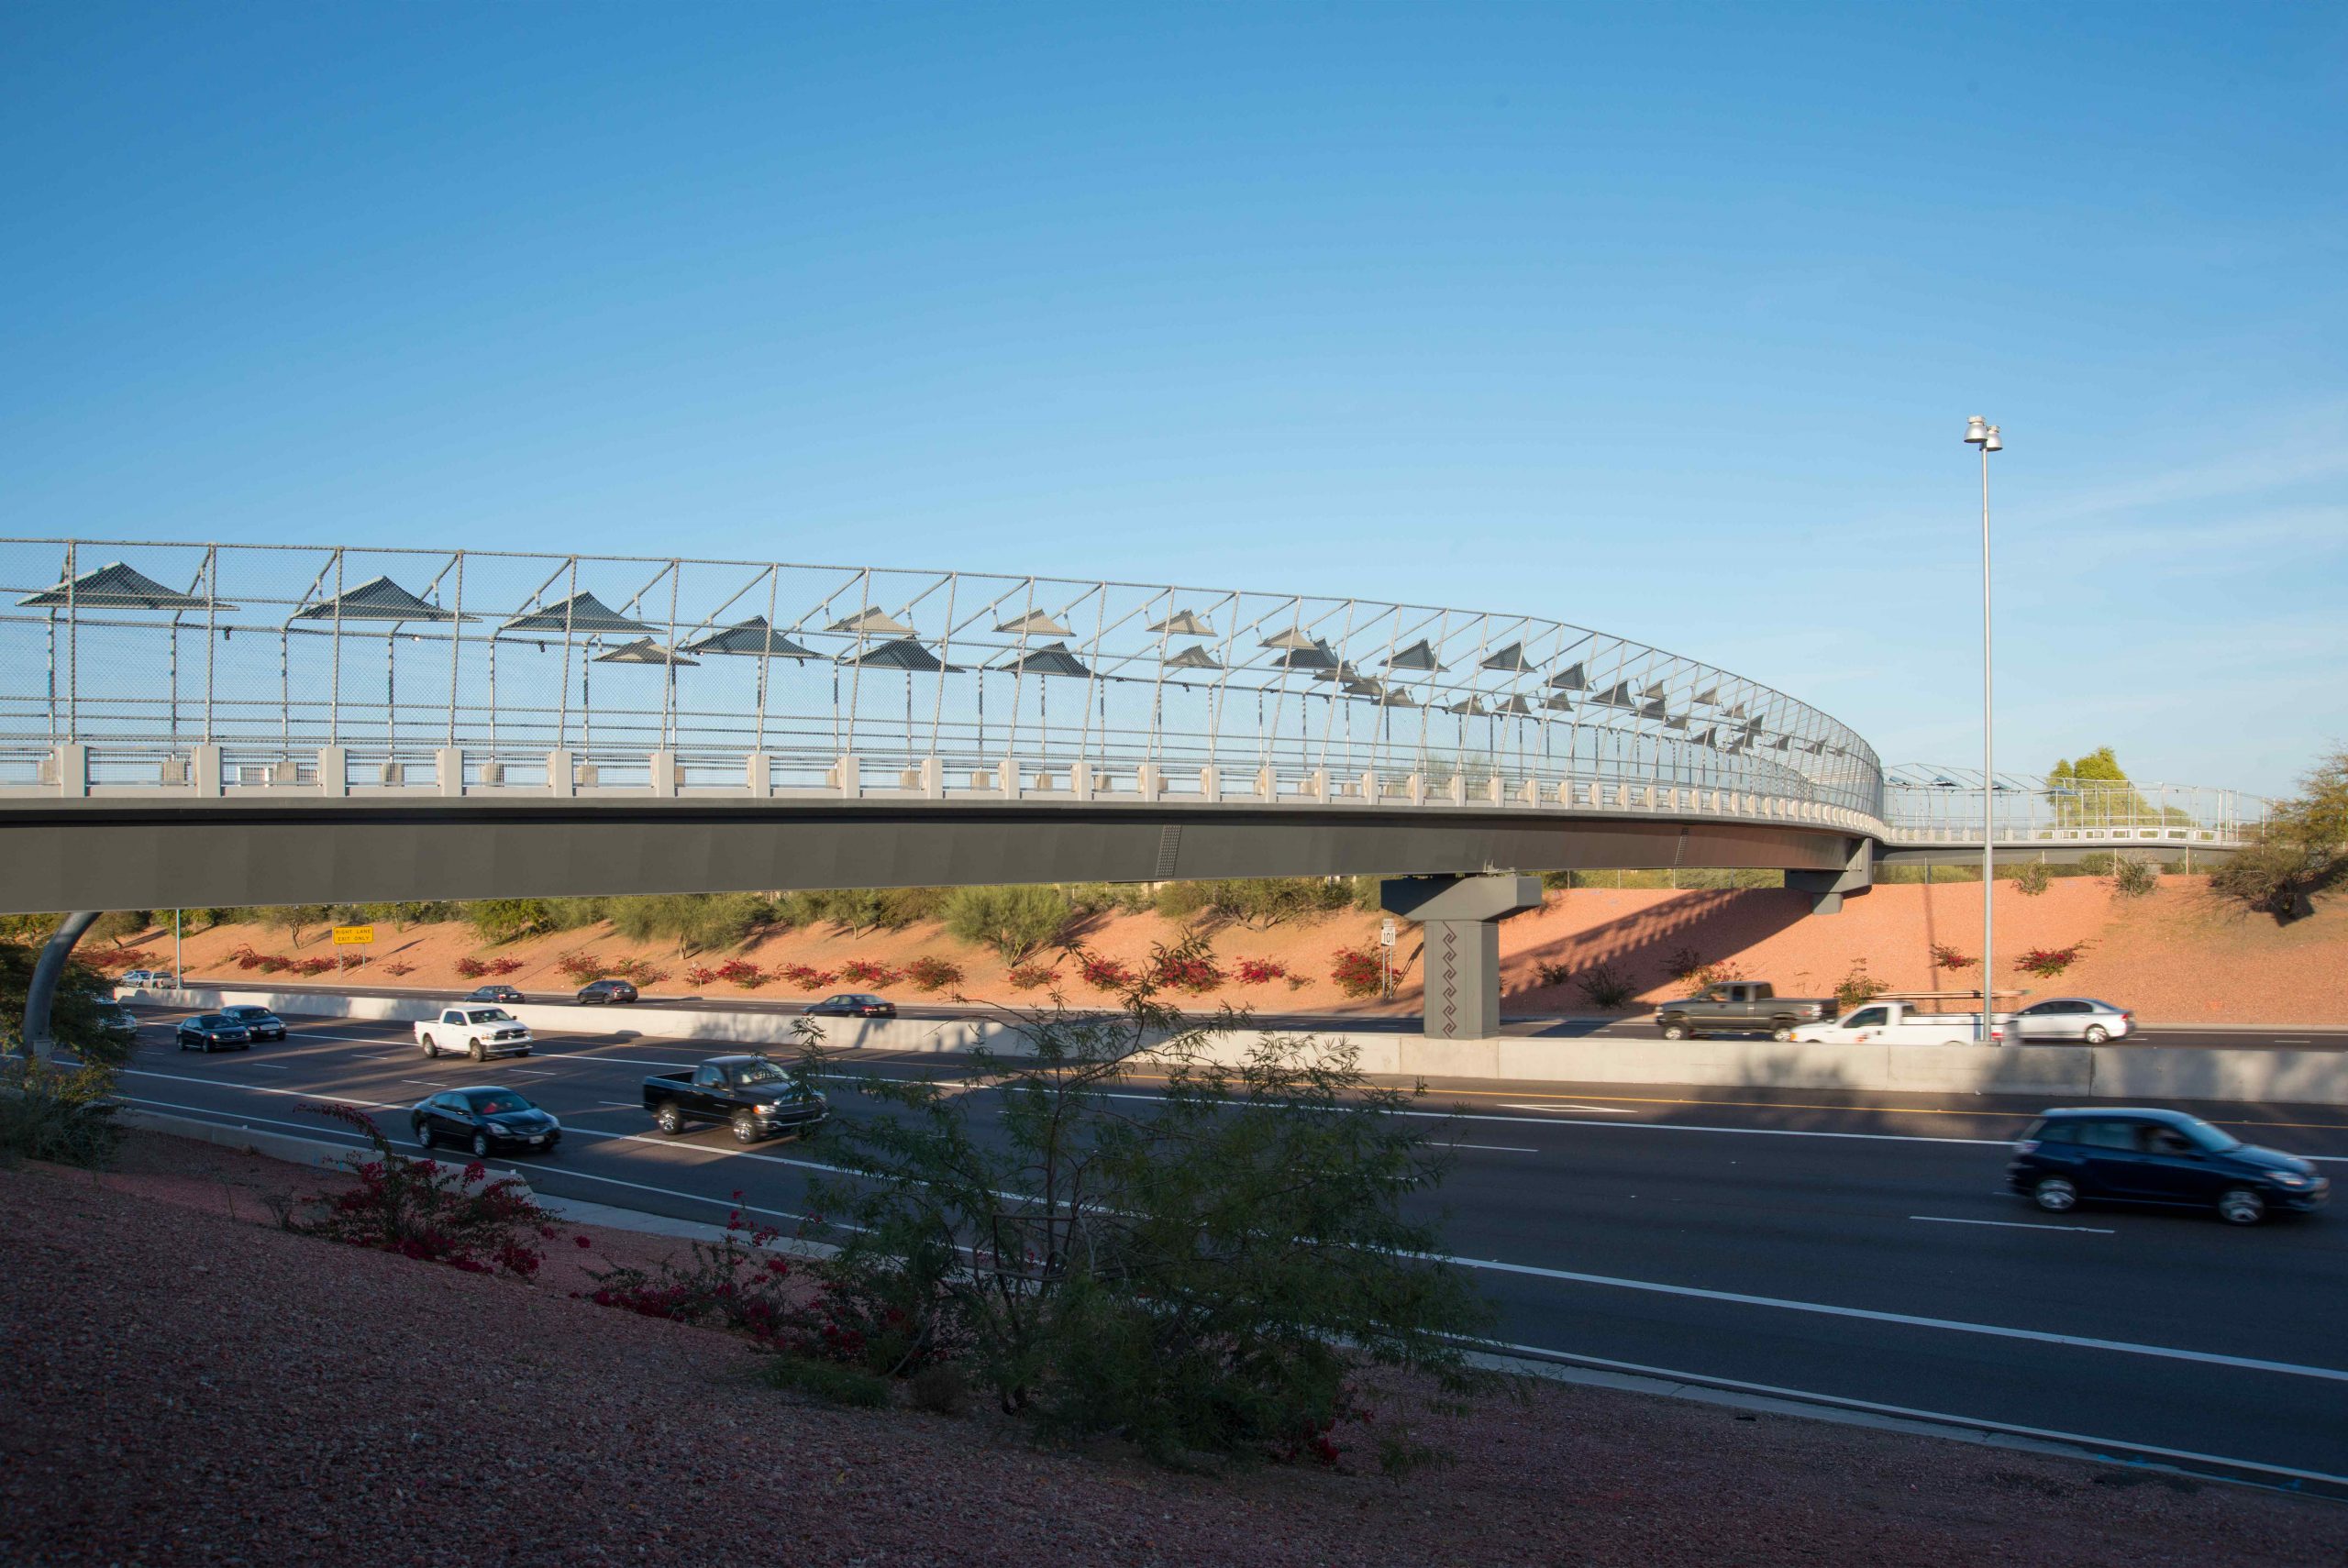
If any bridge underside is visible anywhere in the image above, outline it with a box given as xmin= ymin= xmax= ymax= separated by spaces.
xmin=0 ymin=799 xmax=1866 ymax=913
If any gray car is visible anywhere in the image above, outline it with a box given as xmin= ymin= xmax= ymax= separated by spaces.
xmin=2011 ymin=997 xmax=2133 ymax=1043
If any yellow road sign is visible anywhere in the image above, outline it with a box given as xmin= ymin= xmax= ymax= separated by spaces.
xmin=331 ymin=925 xmax=375 ymax=945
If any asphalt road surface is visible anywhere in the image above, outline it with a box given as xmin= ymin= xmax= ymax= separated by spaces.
xmin=171 ymin=978 xmax=2348 ymax=1052
xmin=110 ymin=1002 xmax=2348 ymax=1491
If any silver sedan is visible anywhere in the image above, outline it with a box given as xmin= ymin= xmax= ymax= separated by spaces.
xmin=2010 ymin=997 xmax=2134 ymax=1043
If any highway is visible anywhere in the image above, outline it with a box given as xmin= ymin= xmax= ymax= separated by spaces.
xmin=110 ymin=1001 xmax=2348 ymax=1491
xmin=162 ymin=978 xmax=2348 ymax=1052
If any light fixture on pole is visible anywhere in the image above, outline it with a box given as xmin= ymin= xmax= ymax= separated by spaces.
xmin=1963 ymin=414 xmax=2002 ymax=1042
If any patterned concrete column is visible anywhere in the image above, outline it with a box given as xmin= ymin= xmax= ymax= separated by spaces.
xmin=1379 ymin=874 xmax=1543 ymax=1041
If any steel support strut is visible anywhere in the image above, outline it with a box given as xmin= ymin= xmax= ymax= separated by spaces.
xmin=21 ymin=910 xmax=100 ymax=1063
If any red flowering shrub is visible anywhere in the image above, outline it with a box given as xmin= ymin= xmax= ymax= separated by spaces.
xmin=255 ymin=954 xmax=291 ymax=975
xmin=581 ymin=1201 xmax=797 ymax=1343
xmin=285 ymin=1104 xmax=556 ymax=1278
xmin=903 ymin=955 xmax=963 ymax=992
xmin=455 ymin=956 xmax=491 ymax=978
xmin=1929 ymin=944 xmax=1977 ymax=971
xmin=555 ymin=950 xmax=604 ymax=983
xmin=2017 ymin=943 xmax=2090 ymax=978
xmin=686 ymin=966 xmax=721 ymax=987
xmin=88 ymin=947 xmax=153 ymax=973
xmin=1151 ymin=950 xmax=1224 ymax=993
xmin=1329 ymin=947 xmax=1383 ymax=999
xmin=381 ymin=961 xmax=417 ymax=977
xmin=629 ymin=966 xmax=670 ymax=988
xmin=777 ymin=963 xmax=839 ymax=990
xmin=1233 ymin=957 xmax=1287 ymax=986
xmin=293 ymin=955 xmax=338 ymax=977
xmin=487 ymin=957 xmax=526 ymax=977
xmin=839 ymin=959 xmax=902 ymax=987
xmin=716 ymin=959 xmax=769 ymax=989
xmin=230 ymin=944 xmax=267 ymax=971
xmin=1076 ymin=954 xmax=1135 ymax=991
xmin=1004 ymin=964 xmax=1054 ymax=990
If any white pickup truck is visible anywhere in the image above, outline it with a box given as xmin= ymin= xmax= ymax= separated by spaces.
xmin=415 ymin=1006 xmax=536 ymax=1062
xmin=1789 ymin=1000 xmax=2009 ymax=1047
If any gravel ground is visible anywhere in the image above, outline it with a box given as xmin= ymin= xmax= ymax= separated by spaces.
xmin=3 ymin=1134 xmax=2343 ymax=1568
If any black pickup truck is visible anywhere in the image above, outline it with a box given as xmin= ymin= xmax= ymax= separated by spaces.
xmin=1652 ymin=981 xmax=1833 ymax=1041
xmin=643 ymin=1055 xmax=828 ymax=1144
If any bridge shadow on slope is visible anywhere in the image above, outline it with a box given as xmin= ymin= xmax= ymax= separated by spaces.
xmin=1502 ymin=889 xmax=1814 ymax=1011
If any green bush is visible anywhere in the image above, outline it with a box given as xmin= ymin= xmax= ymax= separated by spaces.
xmin=1573 ymin=962 xmax=1638 ymax=1010
xmin=760 ymin=1354 xmax=893 ymax=1408
xmin=1834 ymin=961 xmax=1888 ymax=1010
xmin=2013 ymin=861 xmax=2054 ymax=897
xmin=0 ymin=1062 xmax=120 ymax=1169
xmin=465 ymin=899 xmax=561 ymax=944
xmin=798 ymin=933 xmax=1497 ymax=1466
xmin=605 ymin=892 xmax=772 ymax=953
xmin=2111 ymin=856 xmax=2160 ymax=899
xmin=943 ymin=884 xmax=1073 ymax=965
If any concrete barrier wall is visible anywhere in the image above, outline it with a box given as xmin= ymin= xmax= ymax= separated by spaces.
xmin=123 ymin=985 xmax=2348 ymax=1108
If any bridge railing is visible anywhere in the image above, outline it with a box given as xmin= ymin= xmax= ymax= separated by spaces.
xmin=1881 ymin=773 xmax=2266 ymax=851
xmin=0 ymin=537 xmax=1888 ymax=821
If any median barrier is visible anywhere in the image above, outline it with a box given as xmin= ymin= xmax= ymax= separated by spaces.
xmin=119 ymin=985 xmax=2348 ymax=1107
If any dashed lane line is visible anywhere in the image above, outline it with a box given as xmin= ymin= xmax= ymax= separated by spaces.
xmin=1908 ymin=1215 xmax=2115 ymax=1234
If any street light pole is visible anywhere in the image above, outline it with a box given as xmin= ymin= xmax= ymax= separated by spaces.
xmin=1964 ymin=415 xmax=2002 ymax=1043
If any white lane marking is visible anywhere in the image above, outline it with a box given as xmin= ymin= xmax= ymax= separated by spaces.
xmin=1434 ymin=1255 xmax=2348 ymax=1385
xmin=118 ymin=1096 xmax=817 ymax=1227
xmin=1908 ymin=1215 xmax=2114 ymax=1234
xmin=238 ymin=1063 xmax=291 ymax=1071
xmin=1499 ymin=1102 xmax=1636 ymax=1114
xmin=597 ymin=1100 xmax=643 ymax=1109
xmin=120 ymin=1069 xmax=405 ymax=1112
xmin=508 ymin=1068 xmax=558 ymax=1077
xmin=1479 ymin=1340 xmax=2348 ymax=1490
xmin=1445 ymin=1143 xmax=1538 ymax=1153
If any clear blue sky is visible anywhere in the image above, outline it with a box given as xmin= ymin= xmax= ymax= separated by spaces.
xmin=5 ymin=3 xmax=2342 ymax=795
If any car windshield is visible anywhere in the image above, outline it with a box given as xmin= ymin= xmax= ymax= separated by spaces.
xmin=195 ymin=1014 xmax=232 ymax=1027
xmin=730 ymin=1058 xmax=789 ymax=1087
xmin=2174 ymin=1116 xmax=2243 ymax=1154
xmin=227 ymin=1007 xmax=271 ymax=1020
xmin=465 ymin=1091 xmax=532 ymax=1115
xmin=464 ymin=1010 xmax=512 ymax=1024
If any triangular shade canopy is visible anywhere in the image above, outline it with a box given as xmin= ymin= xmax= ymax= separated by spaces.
xmin=1150 ymin=610 xmax=1214 ymax=636
xmin=593 ymin=639 xmax=698 ymax=667
xmin=1162 ymin=644 xmax=1222 ymax=670
xmin=1387 ymin=639 xmax=1443 ymax=672
xmin=1494 ymin=694 xmax=1537 ymax=715
xmin=1663 ymin=713 xmax=1689 ymax=731
xmin=1692 ymin=687 xmax=1722 ymax=706
xmin=840 ymin=637 xmax=948 ymax=671
xmin=1691 ymin=726 xmax=1718 ymax=747
xmin=996 ymin=640 xmax=1091 ymax=678
xmin=1444 ymin=695 xmax=1485 ymax=715
xmin=20 ymin=561 xmax=227 ymax=612
xmin=1769 ymin=734 xmax=1791 ymax=750
xmin=1376 ymin=688 xmax=1418 ymax=707
xmin=1590 ymin=681 xmax=1636 ymax=708
xmin=1722 ymin=702 xmax=1749 ymax=720
xmin=1341 ymin=676 xmax=1384 ymax=697
xmin=681 ymin=616 xmax=816 ymax=659
xmin=1312 ymin=660 xmax=1366 ymax=683
xmin=1805 ymin=738 xmax=1828 ymax=755
xmin=995 ymin=610 xmax=1072 ymax=636
xmin=1272 ymin=640 xmax=1338 ymax=670
xmin=501 ymin=593 xmax=651 ymax=635
xmin=1637 ymin=698 xmax=1669 ymax=719
xmin=294 ymin=575 xmax=466 ymax=623
xmin=1542 ymin=692 xmax=1577 ymax=712
xmin=828 ymin=607 xmax=914 ymax=636
xmin=1641 ymin=681 xmax=1669 ymax=700
xmin=1260 ymin=627 xmax=1324 ymax=651
xmin=1549 ymin=662 xmax=1589 ymax=690
xmin=1480 ymin=642 xmax=1534 ymax=672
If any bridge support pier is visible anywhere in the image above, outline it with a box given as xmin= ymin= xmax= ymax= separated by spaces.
xmin=1379 ymin=874 xmax=1543 ymax=1041
xmin=19 ymin=910 xmax=100 ymax=1064
xmin=1786 ymin=840 xmax=1874 ymax=914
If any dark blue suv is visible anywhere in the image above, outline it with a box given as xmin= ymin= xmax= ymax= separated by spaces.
xmin=2010 ymin=1108 xmax=2328 ymax=1226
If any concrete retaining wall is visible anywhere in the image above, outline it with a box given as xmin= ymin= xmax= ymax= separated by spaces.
xmin=123 ymin=985 xmax=2348 ymax=1108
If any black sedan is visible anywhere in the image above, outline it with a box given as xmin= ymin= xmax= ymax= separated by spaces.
xmin=176 ymin=1013 xmax=253 ymax=1052
xmin=805 ymin=992 xmax=896 ymax=1019
xmin=466 ymin=984 xmax=526 ymax=1005
xmin=2010 ymin=1107 xmax=2329 ymax=1226
xmin=411 ymin=1087 xmax=562 ymax=1158
xmin=221 ymin=1004 xmax=288 ymax=1042
xmin=576 ymin=978 xmax=639 ymax=1004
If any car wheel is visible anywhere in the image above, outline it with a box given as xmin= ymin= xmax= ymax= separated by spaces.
xmin=415 ymin=1121 xmax=434 ymax=1149
xmin=1770 ymin=1026 xmax=1793 ymax=1043
xmin=2216 ymin=1187 xmax=2266 ymax=1226
xmin=2032 ymin=1176 xmax=2078 ymax=1213
xmin=178 ymin=1033 xmax=192 ymax=1051
xmin=1659 ymin=1021 xmax=1689 ymax=1041
xmin=421 ymin=1033 xmax=437 ymax=1058
xmin=471 ymin=1131 xmax=492 ymax=1158
xmin=657 ymin=1103 xmax=685 ymax=1135
xmin=733 ymin=1110 xmax=761 ymax=1144
xmin=2083 ymin=1025 xmax=2110 ymax=1045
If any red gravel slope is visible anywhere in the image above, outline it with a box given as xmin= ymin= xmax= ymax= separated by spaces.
xmin=3 ymin=1138 xmax=2342 ymax=1567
